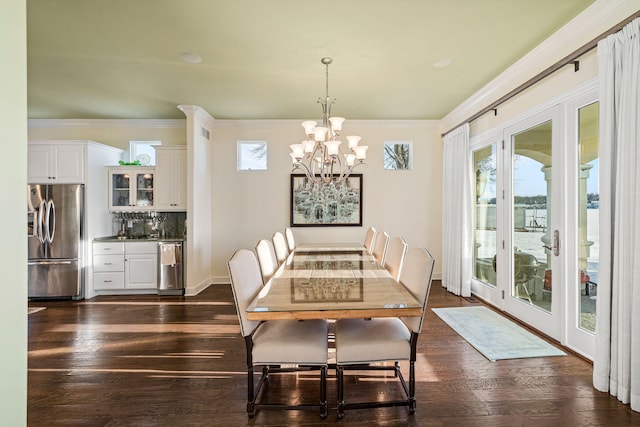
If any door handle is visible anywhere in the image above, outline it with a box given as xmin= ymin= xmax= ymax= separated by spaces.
xmin=553 ymin=229 xmax=560 ymax=256
xmin=37 ymin=200 xmax=46 ymax=244
xmin=46 ymin=199 xmax=56 ymax=244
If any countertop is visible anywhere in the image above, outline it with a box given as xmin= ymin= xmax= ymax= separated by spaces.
xmin=94 ymin=236 xmax=185 ymax=243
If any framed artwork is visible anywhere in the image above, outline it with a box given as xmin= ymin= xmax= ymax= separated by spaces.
xmin=384 ymin=141 xmax=412 ymax=170
xmin=290 ymin=174 xmax=363 ymax=227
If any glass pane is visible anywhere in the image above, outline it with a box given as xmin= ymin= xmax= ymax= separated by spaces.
xmin=238 ymin=141 xmax=267 ymax=170
xmin=136 ymin=172 xmax=154 ymax=207
xmin=112 ymin=173 xmax=130 ymax=207
xmin=384 ymin=141 xmax=412 ymax=170
xmin=512 ymin=121 xmax=551 ymax=311
xmin=578 ymin=102 xmax=599 ymax=333
xmin=473 ymin=144 xmax=497 ymax=286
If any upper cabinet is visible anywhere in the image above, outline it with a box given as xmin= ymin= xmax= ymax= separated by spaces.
xmin=154 ymin=146 xmax=187 ymax=211
xmin=28 ymin=143 xmax=85 ymax=183
xmin=108 ymin=167 xmax=155 ymax=212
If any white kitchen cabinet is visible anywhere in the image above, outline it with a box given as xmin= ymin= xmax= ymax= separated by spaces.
xmin=108 ymin=167 xmax=155 ymax=212
xmin=28 ymin=143 xmax=85 ymax=183
xmin=124 ymin=242 xmax=157 ymax=289
xmin=93 ymin=242 xmax=125 ymax=290
xmin=154 ymin=146 xmax=187 ymax=211
xmin=93 ymin=241 xmax=157 ymax=293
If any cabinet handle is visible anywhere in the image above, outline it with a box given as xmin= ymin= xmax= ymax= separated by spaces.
xmin=104 ymin=248 xmax=111 ymax=251
xmin=104 ymin=280 xmax=112 ymax=283
xmin=104 ymin=262 xmax=112 ymax=265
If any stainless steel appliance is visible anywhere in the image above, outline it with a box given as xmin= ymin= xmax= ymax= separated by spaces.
xmin=28 ymin=184 xmax=84 ymax=299
xmin=157 ymin=241 xmax=184 ymax=295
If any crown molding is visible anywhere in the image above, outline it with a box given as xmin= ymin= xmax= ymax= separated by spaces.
xmin=441 ymin=0 xmax=640 ymax=132
xmin=28 ymin=118 xmax=186 ymax=129
xmin=210 ymin=119 xmax=441 ymax=130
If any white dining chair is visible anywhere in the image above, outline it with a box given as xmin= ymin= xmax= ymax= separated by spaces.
xmin=383 ymin=236 xmax=408 ymax=281
xmin=334 ymin=246 xmax=435 ymax=419
xmin=227 ymin=249 xmax=329 ymax=419
xmin=272 ymin=231 xmax=289 ymax=265
xmin=255 ymin=239 xmax=278 ymax=284
xmin=285 ymin=227 xmax=296 ymax=252
xmin=363 ymin=227 xmax=376 ymax=254
xmin=372 ymin=231 xmax=390 ymax=266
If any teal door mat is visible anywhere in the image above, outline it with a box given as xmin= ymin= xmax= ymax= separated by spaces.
xmin=432 ymin=306 xmax=566 ymax=362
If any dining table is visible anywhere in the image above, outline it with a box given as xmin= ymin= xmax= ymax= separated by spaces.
xmin=246 ymin=243 xmax=423 ymax=321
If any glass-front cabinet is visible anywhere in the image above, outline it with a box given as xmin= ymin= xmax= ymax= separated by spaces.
xmin=108 ymin=167 xmax=155 ymax=212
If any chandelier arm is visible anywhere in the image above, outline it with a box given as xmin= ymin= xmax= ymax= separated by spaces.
xmin=310 ymin=142 xmax=325 ymax=182
xmin=292 ymin=162 xmax=313 ymax=180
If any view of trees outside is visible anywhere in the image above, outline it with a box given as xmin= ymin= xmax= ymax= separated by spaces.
xmin=384 ymin=142 xmax=411 ymax=170
xmin=237 ymin=141 xmax=267 ymax=170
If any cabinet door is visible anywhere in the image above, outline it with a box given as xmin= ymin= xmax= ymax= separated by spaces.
xmin=28 ymin=144 xmax=84 ymax=183
xmin=109 ymin=170 xmax=132 ymax=211
xmin=173 ymin=149 xmax=187 ymax=209
xmin=28 ymin=145 xmax=53 ymax=183
xmin=155 ymin=148 xmax=186 ymax=210
xmin=132 ymin=170 xmax=154 ymax=209
xmin=108 ymin=167 xmax=155 ymax=212
xmin=53 ymin=144 xmax=84 ymax=183
xmin=125 ymin=254 xmax=157 ymax=289
xmin=154 ymin=151 xmax=173 ymax=209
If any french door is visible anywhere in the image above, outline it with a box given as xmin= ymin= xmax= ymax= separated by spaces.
xmin=565 ymin=92 xmax=599 ymax=358
xmin=501 ymin=107 xmax=561 ymax=339
xmin=471 ymin=90 xmax=599 ymax=358
xmin=471 ymin=106 xmax=562 ymax=338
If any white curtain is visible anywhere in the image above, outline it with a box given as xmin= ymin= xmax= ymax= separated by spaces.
xmin=441 ymin=123 xmax=473 ymax=297
xmin=593 ymin=17 xmax=640 ymax=412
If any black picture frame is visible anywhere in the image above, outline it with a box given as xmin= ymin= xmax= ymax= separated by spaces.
xmin=290 ymin=174 xmax=363 ymax=227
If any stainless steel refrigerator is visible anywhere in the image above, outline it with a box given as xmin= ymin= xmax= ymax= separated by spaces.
xmin=28 ymin=184 xmax=84 ymax=299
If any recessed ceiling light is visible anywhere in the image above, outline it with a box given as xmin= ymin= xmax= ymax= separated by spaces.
xmin=433 ymin=58 xmax=453 ymax=69
xmin=179 ymin=52 xmax=202 ymax=64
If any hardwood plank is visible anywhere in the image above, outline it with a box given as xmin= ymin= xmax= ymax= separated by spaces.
xmin=27 ymin=281 xmax=640 ymax=425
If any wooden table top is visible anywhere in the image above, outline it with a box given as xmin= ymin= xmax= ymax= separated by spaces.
xmin=246 ymin=247 xmax=422 ymax=320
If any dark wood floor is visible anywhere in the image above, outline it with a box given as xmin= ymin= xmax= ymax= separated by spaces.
xmin=28 ymin=281 xmax=640 ymax=426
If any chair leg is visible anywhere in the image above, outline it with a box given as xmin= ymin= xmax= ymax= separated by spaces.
xmin=337 ymin=366 xmax=345 ymax=419
xmin=409 ymin=360 xmax=416 ymax=414
xmin=320 ymin=366 xmax=328 ymax=419
xmin=247 ymin=366 xmax=255 ymax=418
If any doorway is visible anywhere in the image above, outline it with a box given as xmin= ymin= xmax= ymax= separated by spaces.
xmin=470 ymin=90 xmax=599 ymax=358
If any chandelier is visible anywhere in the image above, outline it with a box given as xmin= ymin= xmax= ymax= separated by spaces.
xmin=289 ymin=57 xmax=367 ymax=186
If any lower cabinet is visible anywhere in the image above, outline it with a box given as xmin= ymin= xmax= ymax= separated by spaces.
xmin=93 ymin=241 xmax=157 ymax=293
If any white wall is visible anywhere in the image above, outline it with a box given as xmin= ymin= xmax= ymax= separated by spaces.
xmin=1 ymin=0 xmax=27 ymax=424
xmin=28 ymin=119 xmax=186 ymax=150
xmin=210 ymin=119 xmax=443 ymax=282
xmin=179 ymin=105 xmax=215 ymax=295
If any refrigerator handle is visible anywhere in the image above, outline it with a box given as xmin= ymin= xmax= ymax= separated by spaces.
xmin=37 ymin=200 xmax=46 ymax=244
xmin=28 ymin=260 xmax=72 ymax=266
xmin=45 ymin=199 xmax=56 ymax=244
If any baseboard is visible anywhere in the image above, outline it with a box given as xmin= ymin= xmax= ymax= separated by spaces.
xmin=184 ymin=276 xmax=215 ymax=296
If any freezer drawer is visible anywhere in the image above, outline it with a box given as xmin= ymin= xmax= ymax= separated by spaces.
xmin=28 ymin=259 xmax=82 ymax=299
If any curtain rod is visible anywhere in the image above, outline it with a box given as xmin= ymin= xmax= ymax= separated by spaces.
xmin=441 ymin=10 xmax=640 ymax=138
